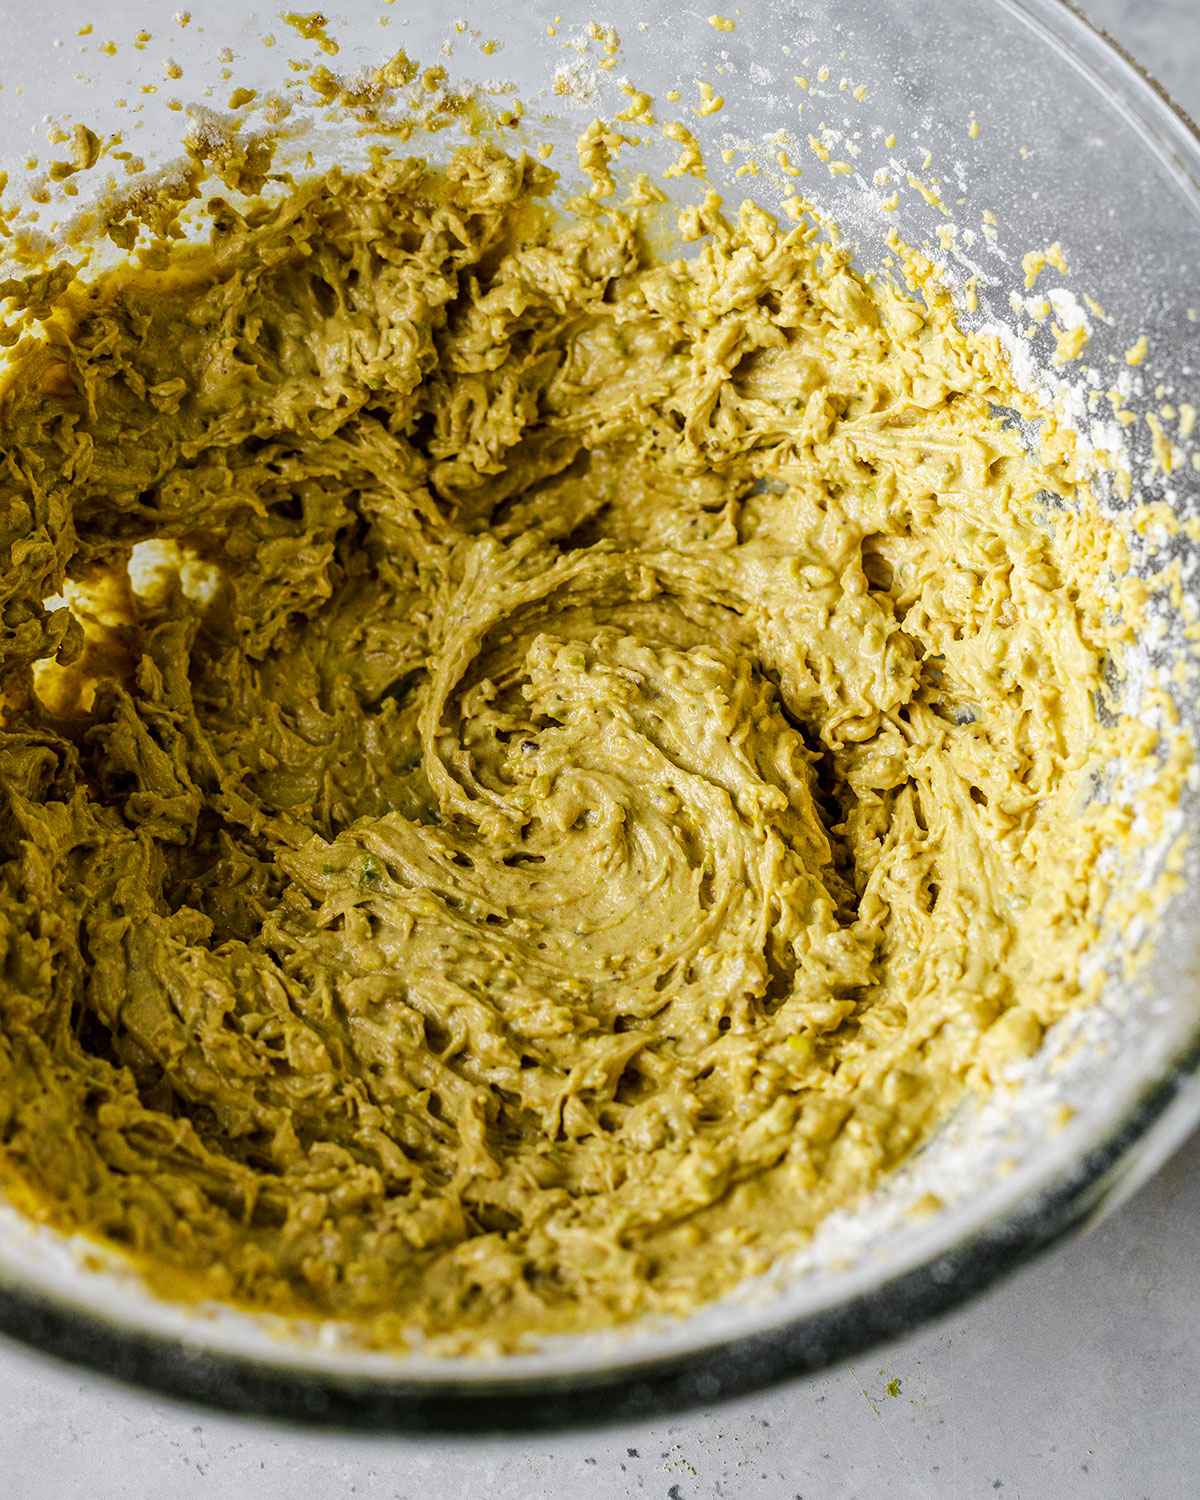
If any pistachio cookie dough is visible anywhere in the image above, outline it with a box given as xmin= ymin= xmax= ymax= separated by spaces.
xmin=0 ymin=143 xmax=1127 ymax=1351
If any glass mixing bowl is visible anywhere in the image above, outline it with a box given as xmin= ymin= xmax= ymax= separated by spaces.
xmin=0 ymin=0 xmax=1197 ymax=1430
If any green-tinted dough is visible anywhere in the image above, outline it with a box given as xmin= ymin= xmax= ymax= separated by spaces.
xmin=0 ymin=144 xmax=1125 ymax=1352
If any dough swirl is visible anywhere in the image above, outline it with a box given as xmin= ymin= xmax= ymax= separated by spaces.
xmin=0 ymin=145 xmax=1123 ymax=1349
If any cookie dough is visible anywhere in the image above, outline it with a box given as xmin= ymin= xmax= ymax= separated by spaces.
xmin=0 ymin=143 xmax=1125 ymax=1351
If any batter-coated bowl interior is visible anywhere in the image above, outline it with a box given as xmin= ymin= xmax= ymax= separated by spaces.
xmin=0 ymin=0 xmax=1197 ymax=1424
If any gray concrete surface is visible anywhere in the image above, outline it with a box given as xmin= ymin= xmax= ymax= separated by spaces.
xmin=2 ymin=2 xmax=1199 ymax=1496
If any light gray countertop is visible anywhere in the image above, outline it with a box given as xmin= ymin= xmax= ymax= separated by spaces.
xmin=3 ymin=3 xmax=1199 ymax=1496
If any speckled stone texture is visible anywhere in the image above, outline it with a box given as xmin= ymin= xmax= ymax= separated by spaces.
xmin=2 ymin=2 xmax=1199 ymax=1496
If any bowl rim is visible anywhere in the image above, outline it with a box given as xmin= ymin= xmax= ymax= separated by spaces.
xmin=3 ymin=0 xmax=1200 ymax=1430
